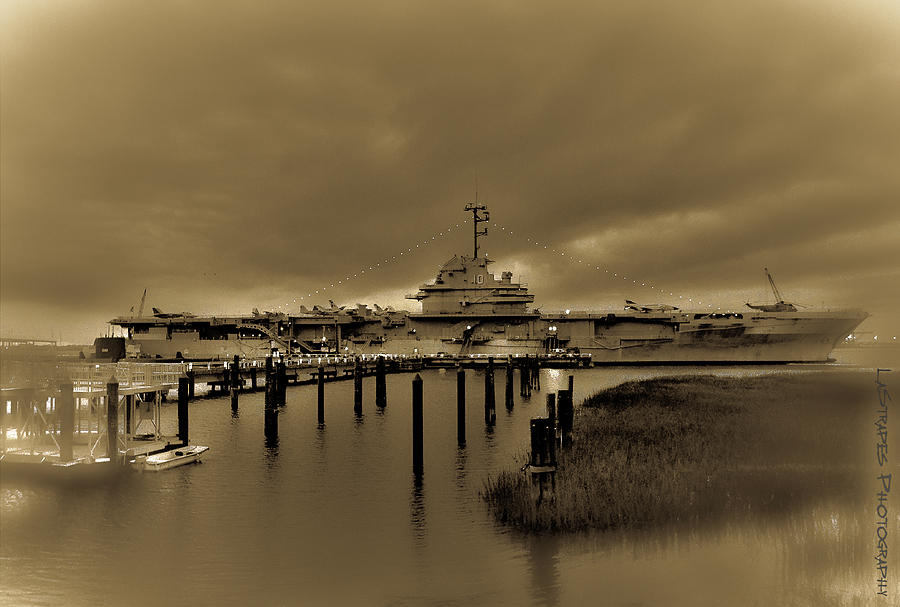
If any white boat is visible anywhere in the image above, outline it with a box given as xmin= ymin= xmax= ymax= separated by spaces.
xmin=133 ymin=445 xmax=209 ymax=472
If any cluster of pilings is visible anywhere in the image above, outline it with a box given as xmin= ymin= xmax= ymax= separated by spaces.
xmin=526 ymin=375 xmax=575 ymax=502
xmin=230 ymin=355 xmax=395 ymax=442
xmin=198 ymin=355 xmax=421 ymax=397
xmin=212 ymin=353 xmax=563 ymax=479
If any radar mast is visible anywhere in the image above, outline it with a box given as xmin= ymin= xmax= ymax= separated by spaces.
xmin=464 ymin=201 xmax=489 ymax=259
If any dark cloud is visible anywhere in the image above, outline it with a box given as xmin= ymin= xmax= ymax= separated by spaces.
xmin=2 ymin=0 xmax=898 ymax=342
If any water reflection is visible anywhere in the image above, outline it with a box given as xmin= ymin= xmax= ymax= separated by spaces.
xmin=454 ymin=448 xmax=468 ymax=492
xmin=264 ymin=438 xmax=279 ymax=462
xmin=409 ymin=474 xmax=427 ymax=548
xmin=527 ymin=534 xmax=560 ymax=607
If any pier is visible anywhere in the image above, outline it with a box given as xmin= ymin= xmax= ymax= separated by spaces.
xmin=2 ymin=350 xmax=584 ymax=479
xmin=182 ymin=352 xmax=587 ymax=396
xmin=1 ymin=362 xmax=183 ymax=476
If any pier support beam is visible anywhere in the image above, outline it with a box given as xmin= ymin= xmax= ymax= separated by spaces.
xmin=106 ymin=379 xmax=119 ymax=462
xmin=264 ymin=408 xmax=278 ymax=445
xmin=457 ymin=366 xmax=466 ymax=446
xmin=412 ymin=374 xmax=423 ymax=476
xmin=317 ymin=364 xmax=325 ymax=424
xmin=375 ymin=356 xmax=386 ymax=408
xmin=546 ymin=393 xmax=557 ymax=464
xmin=186 ymin=369 xmax=195 ymax=399
xmin=484 ymin=356 xmax=496 ymax=425
xmin=519 ymin=360 xmax=530 ymax=398
xmin=231 ymin=358 xmax=240 ymax=411
xmin=264 ymin=356 xmax=274 ymax=408
xmin=58 ymin=379 xmax=74 ymax=462
xmin=529 ymin=417 xmax=556 ymax=503
xmin=125 ymin=394 xmax=133 ymax=436
xmin=353 ymin=357 xmax=363 ymax=416
xmin=505 ymin=356 xmax=514 ymax=411
xmin=178 ymin=376 xmax=190 ymax=447
xmin=277 ymin=361 xmax=287 ymax=406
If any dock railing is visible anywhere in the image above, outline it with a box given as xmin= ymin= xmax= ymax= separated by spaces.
xmin=67 ymin=362 xmax=185 ymax=393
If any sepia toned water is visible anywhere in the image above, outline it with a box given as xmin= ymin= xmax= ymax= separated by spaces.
xmin=1 ymin=354 xmax=896 ymax=606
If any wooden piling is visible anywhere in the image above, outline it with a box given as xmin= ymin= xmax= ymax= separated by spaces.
xmin=231 ymin=355 xmax=240 ymax=411
xmin=186 ymin=369 xmax=195 ymax=399
xmin=505 ymin=356 xmax=514 ymax=411
xmin=457 ymin=365 xmax=466 ymax=446
xmin=546 ymin=393 xmax=557 ymax=465
xmin=412 ymin=374 xmax=423 ymax=475
xmin=520 ymin=360 xmax=530 ymax=398
xmin=317 ymin=364 xmax=325 ymax=424
xmin=264 ymin=356 xmax=274 ymax=408
xmin=484 ymin=356 xmax=496 ymax=425
xmin=529 ymin=419 xmax=548 ymax=466
xmin=106 ymin=378 xmax=119 ymax=461
xmin=58 ymin=380 xmax=74 ymax=462
xmin=124 ymin=394 xmax=133 ymax=435
xmin=533 ymin=356 xmax=540 ymax=390
xmin=353 ymin=357 xmax=363 ymax=416
xmin=529 ymin=417 xmax=556 ymax=502
xmin=264 ymin=407 xmax=278 ymax=443
xmin=568 ymin=374 xmax=574 ymax=397
xmin=375 ymin=356 xmax=386 ymax=408
xmin=525 ymin=360 xmax=532 ymax=396
xmin=277 ymin=361 xmax=287 ymax=405
xmin=178 ymin=376 xmax=189 ymax=447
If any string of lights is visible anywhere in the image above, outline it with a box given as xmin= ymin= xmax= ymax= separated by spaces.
xmin=271 ymin=219 xmax=470 ymax=312
xmin=269 ymin=215 xmax=724 ymax=313
xmin=489 ymin=221 xmax=716 ymax=309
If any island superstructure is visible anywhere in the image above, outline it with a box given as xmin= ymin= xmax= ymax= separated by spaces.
xmin=108 ymin=205 xmax=867 ymax=363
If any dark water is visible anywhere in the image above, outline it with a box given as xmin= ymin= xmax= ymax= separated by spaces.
xmin=2 ymin=356 xmax=897 ymax=606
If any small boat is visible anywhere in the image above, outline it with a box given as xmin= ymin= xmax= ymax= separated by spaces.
xmin=133 ymin=445 xmax=209 ymax=472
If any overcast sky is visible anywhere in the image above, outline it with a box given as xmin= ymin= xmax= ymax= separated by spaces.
xmin=2 ymin=0 xmax=898 ymax=344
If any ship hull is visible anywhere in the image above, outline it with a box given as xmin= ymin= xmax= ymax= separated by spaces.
xmin=119 ymin=309 xmax=865 ymax=363
xmin=569 ymin=310 xmax=867 ymax=363
xmin=337 ymin=310 xmax=867 ymax=363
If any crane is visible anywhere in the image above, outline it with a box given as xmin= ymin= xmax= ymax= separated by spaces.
xmin=746 ymin=269 xmax=797 ymax=312
xmin=134 ymin=288 xmax=147 ymax=317
xmin=764 ymin=268 xmax=784 ymax=304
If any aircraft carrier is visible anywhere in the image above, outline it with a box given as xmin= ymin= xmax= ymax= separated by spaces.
xmin=108 ymin=205 xmax=867 ymax=363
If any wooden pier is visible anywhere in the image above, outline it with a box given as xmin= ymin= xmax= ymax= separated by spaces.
xmin=1 ymin=362 xmax=184 ymax=477
xmin=3 ymin=351 xmax=584 ymax=483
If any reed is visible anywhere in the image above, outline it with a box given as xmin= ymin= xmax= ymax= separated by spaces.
xmin=482 ymin=372 xmax=870 ymax=532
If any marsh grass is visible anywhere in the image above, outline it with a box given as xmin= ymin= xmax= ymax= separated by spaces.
xmin=482 ymin=372 xmax=870 ymax=532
